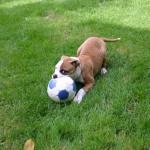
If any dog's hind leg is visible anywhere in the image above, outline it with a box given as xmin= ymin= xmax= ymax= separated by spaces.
xmin=101 ymin=56 xmax=107 ymax=75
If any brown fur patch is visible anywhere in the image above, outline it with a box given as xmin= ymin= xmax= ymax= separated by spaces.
xmin=60 ymin=57 xmax=77 ymax=75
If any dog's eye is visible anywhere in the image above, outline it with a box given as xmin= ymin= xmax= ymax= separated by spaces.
xmin=60 ymin=69 xmax=69 ymax=75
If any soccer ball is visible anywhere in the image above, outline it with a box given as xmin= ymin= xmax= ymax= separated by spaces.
xmin=47 ymin=76 xmax=76 ymax=103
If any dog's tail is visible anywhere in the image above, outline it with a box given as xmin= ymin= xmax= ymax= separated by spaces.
xmin=101 ymin=38 xmax=121 ymax=42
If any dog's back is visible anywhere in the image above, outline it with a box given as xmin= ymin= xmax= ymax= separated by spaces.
xmin=77 ymin=37 xmax=106 ymax=75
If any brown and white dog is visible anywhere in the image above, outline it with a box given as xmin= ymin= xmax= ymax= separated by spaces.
xmin=52 ymin=37 xmax=120 ymax=104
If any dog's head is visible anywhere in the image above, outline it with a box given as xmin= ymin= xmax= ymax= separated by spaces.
xmin=52 ymin=56 xmax=80 ymax=79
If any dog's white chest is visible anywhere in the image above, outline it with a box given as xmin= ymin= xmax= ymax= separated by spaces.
xmin=70 ymin=66 xmax=84 ymax=83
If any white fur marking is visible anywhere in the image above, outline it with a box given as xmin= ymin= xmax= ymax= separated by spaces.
xmin=52 ymin=60 xmax=65 ymax=78
xmin=73 ymin=88 xmax=85 ymax=104
xmin=101 ymin=68 xmax=107 ymax=75
xmin=70 ymin=66 xmax=84 ymax=82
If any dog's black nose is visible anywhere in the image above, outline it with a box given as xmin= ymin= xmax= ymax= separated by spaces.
xmin=53 ymin=74 xmax=57 ymax=79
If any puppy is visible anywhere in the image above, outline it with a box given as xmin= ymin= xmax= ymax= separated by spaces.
xmin=52 ymin=37 xmax=120 ymax=103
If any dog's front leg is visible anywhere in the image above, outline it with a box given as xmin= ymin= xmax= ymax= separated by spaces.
xmin=74 ymin=81 xmax=94 ymax=104
xmin=73 ymin=88 xmax=86 ymax=104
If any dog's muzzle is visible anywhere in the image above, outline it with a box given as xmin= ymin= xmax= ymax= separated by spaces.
xmin=52 ymin=74 xmax=58 ymax=79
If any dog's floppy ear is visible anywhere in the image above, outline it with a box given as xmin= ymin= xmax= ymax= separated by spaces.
xmin=61 ymin=55 xmax=67 ymax=60
xmin=71 ymin=60 xmax=80 ymax=67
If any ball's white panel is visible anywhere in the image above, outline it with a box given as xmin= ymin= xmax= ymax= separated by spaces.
xmin=52 ymin=95 xmax=60 ymax=102
xmin=69 ymin=90 xmax=76 ymax=100
xmin=48 ymin=86 xmax=58 ymax=96
xmin=50 ymin=87 xmax=59 ymax=95
xmin=64 ymin=77 xmax=73 ymax=84
xmin=56 ymin=81 xmax=66 ymax=90
xmin=47 ymin=86 xmax=60 ymax=102
xmin=65 ymin=84 xmax=73 ymax=91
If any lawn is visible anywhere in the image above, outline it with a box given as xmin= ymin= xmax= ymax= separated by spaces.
xmin=0 ymin=0 xmax=150 ymax=149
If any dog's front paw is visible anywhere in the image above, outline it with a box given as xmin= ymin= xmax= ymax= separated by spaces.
xmin=73 ymin=95 xmax=82 ymax=104
xmin=73 ymin=89 xmax=85 ymax=104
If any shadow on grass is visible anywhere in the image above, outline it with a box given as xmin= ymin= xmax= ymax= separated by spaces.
xmin=1 ymin=0 xmax=149 ymax=111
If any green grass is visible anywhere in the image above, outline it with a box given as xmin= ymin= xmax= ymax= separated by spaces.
xmin=0 ymin=0 xmax=150 ymax=149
